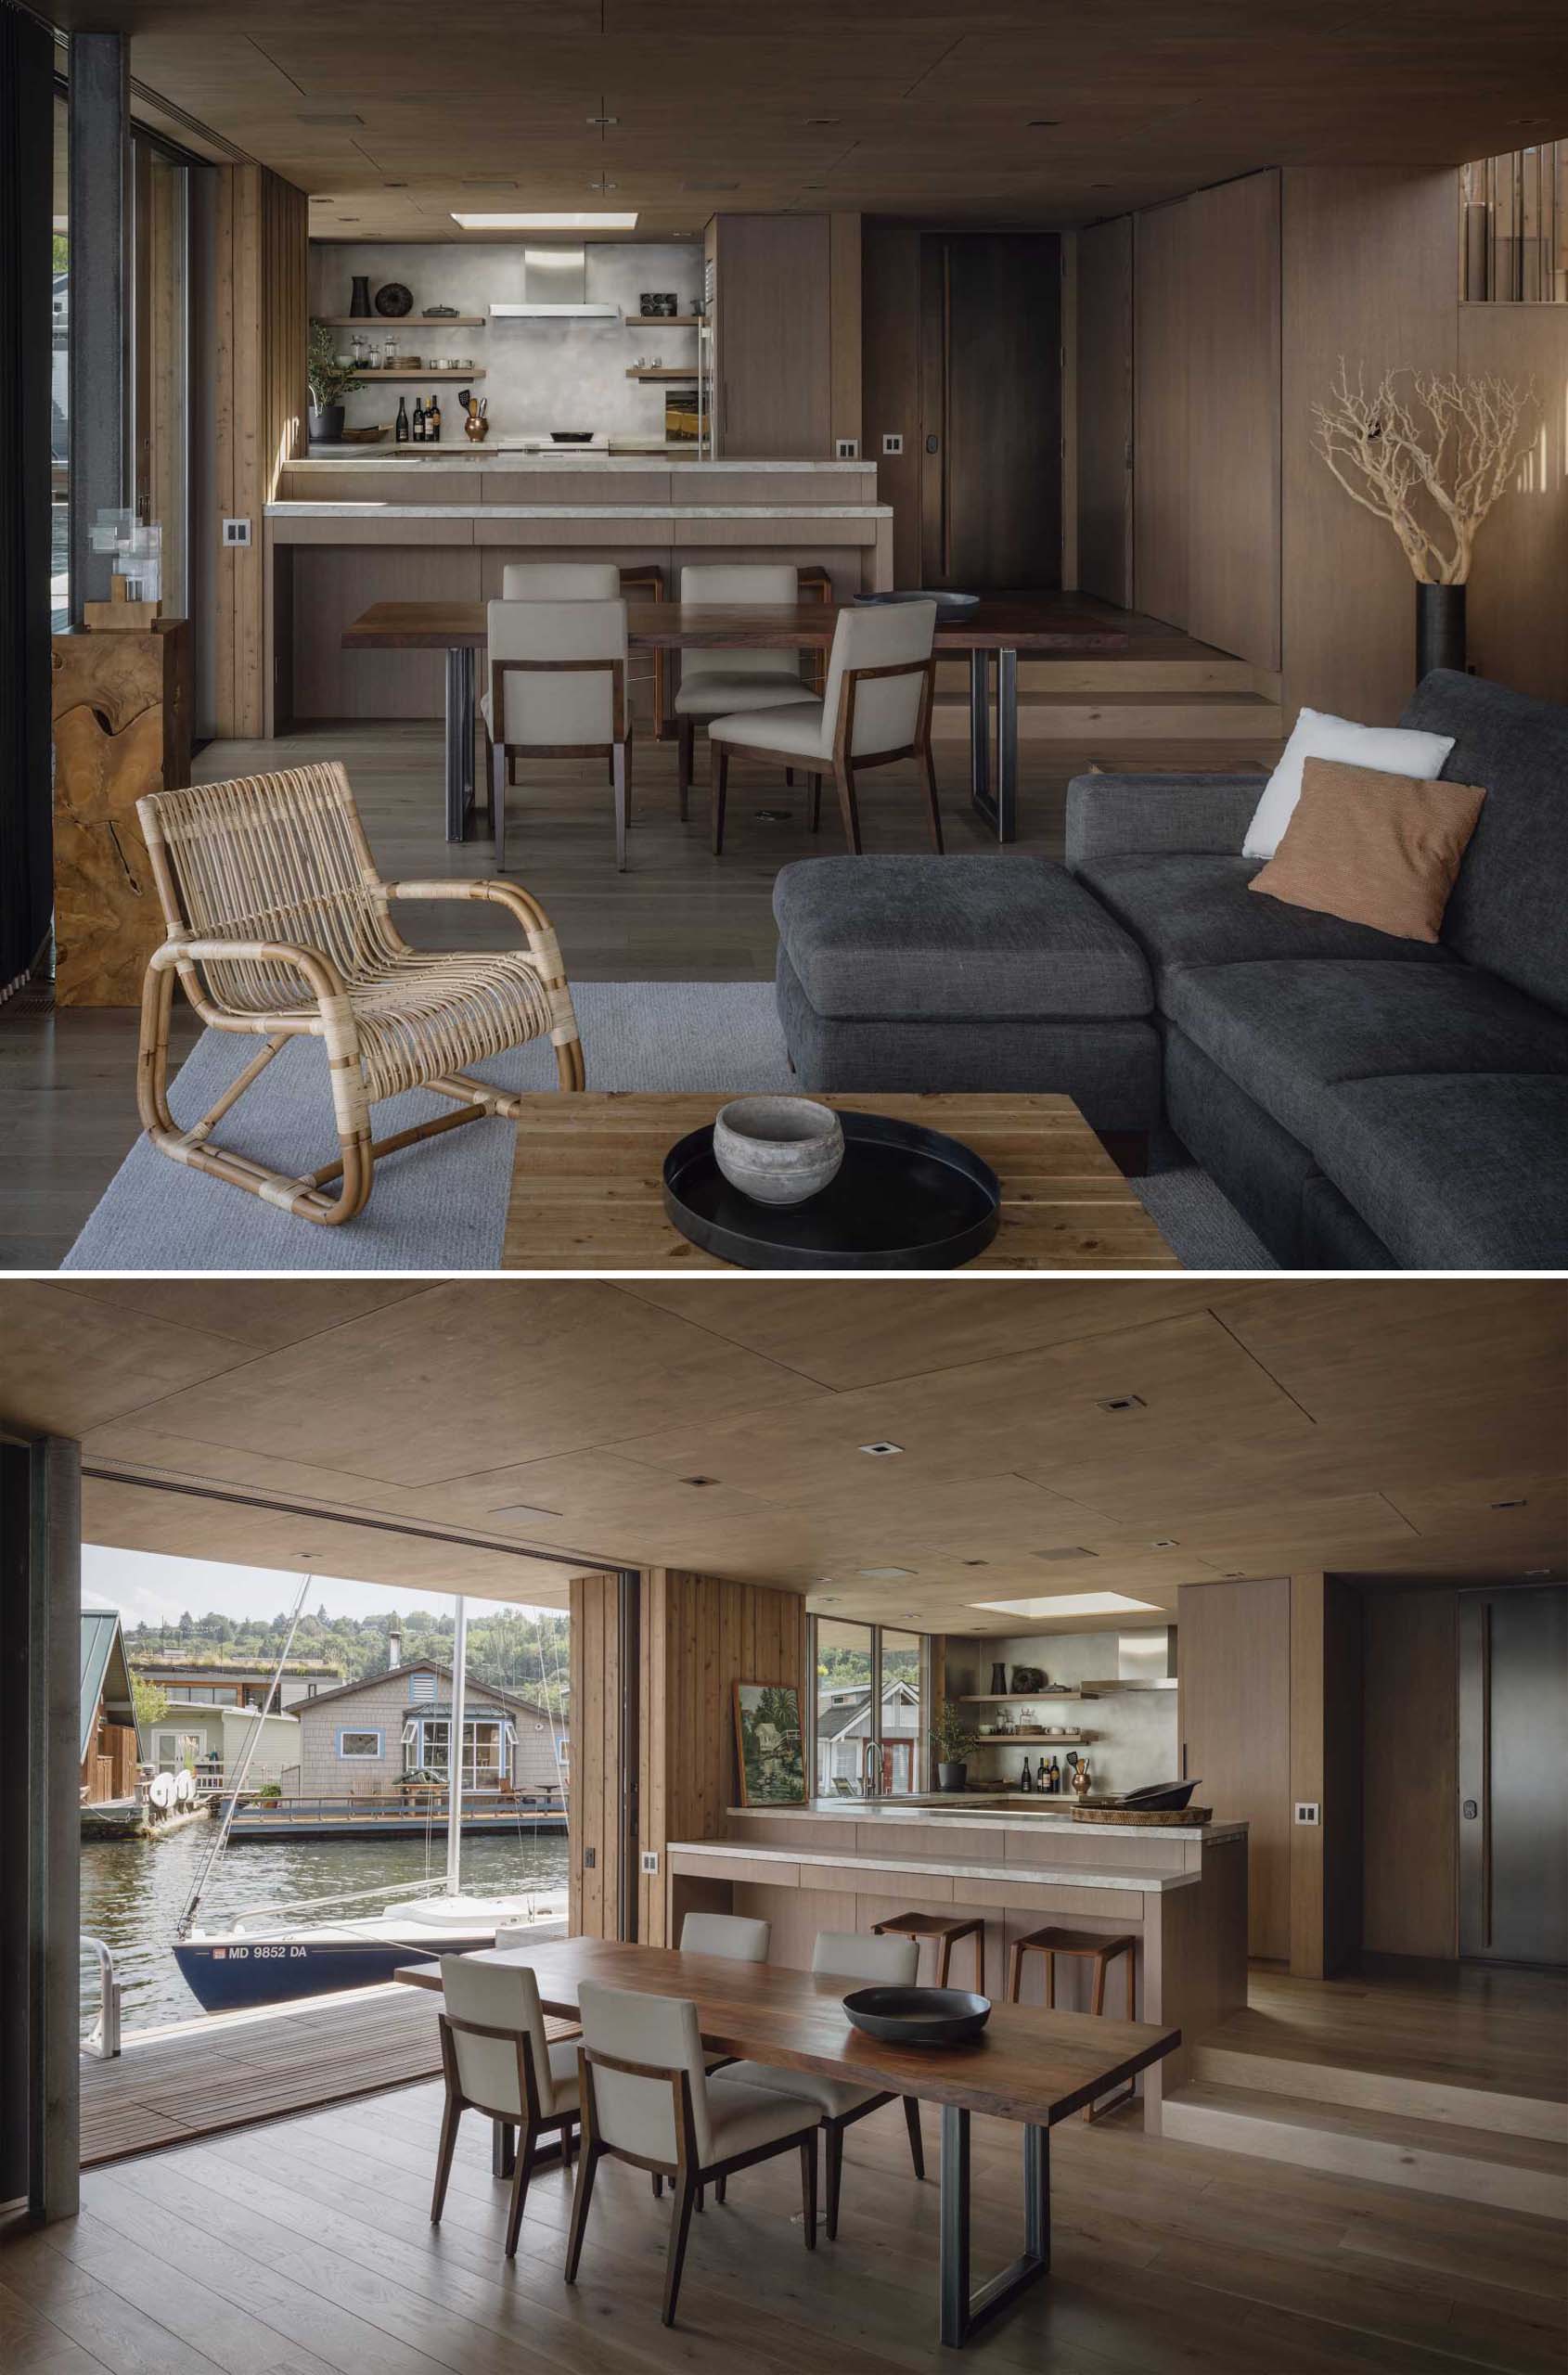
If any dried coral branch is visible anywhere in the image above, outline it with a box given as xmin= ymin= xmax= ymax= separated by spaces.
xmin=1313 ymin=362 xmax=1536 ymax=583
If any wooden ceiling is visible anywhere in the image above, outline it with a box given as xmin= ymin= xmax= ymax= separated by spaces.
xmin=48 ymin=1 xmax=1568 ymax=238
xmin=3 ymin=1279 xmax=1562 ymax=1632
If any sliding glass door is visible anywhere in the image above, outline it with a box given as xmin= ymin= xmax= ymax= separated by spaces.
xmin=810 ymin=1617 xmax=930 ymax=1798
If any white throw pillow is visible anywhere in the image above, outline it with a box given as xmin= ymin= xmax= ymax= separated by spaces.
xmin=1242 ymin=708 xmax=1456 ymax=860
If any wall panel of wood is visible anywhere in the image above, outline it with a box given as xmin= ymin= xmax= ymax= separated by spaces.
xmin=1288 ymin=1573 xmax=1363 ymax=1980
xmin=211 ymin=164 xmax=307 ymax=738
xmin=861 ymin=220 xmax=923 ymax=585
xmin=1185 ymin=172 xmax=1281 ymax=670
xmin=1457 ymin=302 xmax=1568 ymax=702
xmin=1133 ymin=202 xmax=1190 ymax=631
xmin=1076 ymin=217 xmax=1134 ymax=607
xmin=638 ymin=1570 xmax=806 ymax=1946
xmin=714 ymin=214 xmax=832 ymax=459
xmin=1279 ymin=168 xmax=1459 ymax=723
xmin=1177 ymin=1577 xmax=1292 ymax=1959
xmin=1362 ymin=1587 xmax=1458 ymax=1958
xmin=568 ymin=1572 xmax=622 ymax=1941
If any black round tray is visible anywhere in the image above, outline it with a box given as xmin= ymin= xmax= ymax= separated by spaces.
xmin=662 ymin=1110 xmax=999 ymax=1271
xmin=843 ymin=1986 xmax=992 ymax=2047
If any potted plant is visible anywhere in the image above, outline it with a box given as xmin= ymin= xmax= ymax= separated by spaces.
xmin=308 ymin=320 xmax=358 ymax=445
xmin=1312 ymin=362 xmax=1536 ymax=682
xmin=929 ymin=1703 xmax=979 ymax=1795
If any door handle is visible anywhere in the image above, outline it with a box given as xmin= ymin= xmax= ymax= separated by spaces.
xmin=925 ymin=433 xmax=939 ymax=454
xmin=1462 ymin=1799 xmax=1479 ymax=1819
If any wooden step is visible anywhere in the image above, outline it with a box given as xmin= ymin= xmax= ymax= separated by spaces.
xmin=1192 ymin=2040 xmax=1568 ymax=2145
xmin=1161 ymin=2079 xmax=1568 ymax=2219
xmin=930 ymin=689 xmax=1285 ymax=743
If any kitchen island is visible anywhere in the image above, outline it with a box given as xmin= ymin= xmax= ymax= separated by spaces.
xmin=665 ymin=1799 xmax=1248 ymax=2129
xmin=264 ymin=454 xmax=889 ymax=731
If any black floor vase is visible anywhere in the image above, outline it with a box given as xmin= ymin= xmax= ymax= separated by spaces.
xmin=1416 ymin=583 xmax=1466 ymax=683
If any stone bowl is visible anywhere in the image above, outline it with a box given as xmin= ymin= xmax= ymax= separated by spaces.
xmin=712 ymin=1097 xmax=844 ymax=1207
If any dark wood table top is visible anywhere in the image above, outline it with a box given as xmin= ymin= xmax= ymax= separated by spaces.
xmin=342 ymin=598 xmax=1128 ymax=654
xmin=393 ymin=1934 xmax=1177 ymax=2126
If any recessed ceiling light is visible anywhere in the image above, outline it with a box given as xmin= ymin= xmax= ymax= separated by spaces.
xmin=1150 ymin=1537 xmax=1179 ymax=1549
xmin=859 ymin=1442 xmax=904 ymax=1457
xmin=1027 ymin=119 xmax=1060 ymax=128
xmin=1096 ymin=1394 xmax=1146 ymax=1413
xmin=805 ymin=117 xmax=841 ymax=126
xmin=586 ymin=114 xmax=620 ymax=126
xmin=970 ymin=1592 xmax=1164 ymax=1620
xmin=680 ymin=1476 xmax=721 ymax=1488
xmin=1490 ymin=1497 xmax=1527 ymax=1509
xmin=1524 ymin=1567 xmax=1552 ymax=1577
xmin=961 ymin=1560 xmax=989 ymax=1568
xmin=451 ymin=211 xmax=638 ymax=230
xmin=857 ymin=1567 xmax=916 ymax=1580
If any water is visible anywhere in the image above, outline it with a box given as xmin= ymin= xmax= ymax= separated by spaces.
xmin=79 ymin=1824 xmax=569 ymax=2037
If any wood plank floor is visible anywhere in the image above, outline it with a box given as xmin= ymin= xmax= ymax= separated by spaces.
xmin=7 ymin=2057 xmax=1565 ymax=2375
xmin=1213 ymin=1962 xmax=1568 ymax=2107
xmin=79 ymin=1983 xmax=577 ymax=2168
xmin=0 ymin=719 xmax=1273 ymax=1270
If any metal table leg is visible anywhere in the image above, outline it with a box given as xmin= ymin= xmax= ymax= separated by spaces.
xmin=968 ymin=648 xmax=993 ymax=827
xmin=938 ymin=2107 xmax=1050 ymax=2348
xmin=443 ymin=645 xmax=476 ymax=842
xmin=996 ymin=648 xmax=1019 ymax=844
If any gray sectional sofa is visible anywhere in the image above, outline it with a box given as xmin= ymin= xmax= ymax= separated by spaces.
xmin=774 ymin=672 xmax=1568 ymax=1269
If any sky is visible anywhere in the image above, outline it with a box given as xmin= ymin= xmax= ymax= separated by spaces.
xmin=82 ymin=1544 xmax=554 ymax=1630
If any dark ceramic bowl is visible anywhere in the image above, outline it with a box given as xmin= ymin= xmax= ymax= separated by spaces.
xmin=842 ymin=1985 xmax=992 ymax=2046
xmin=549 ymin=430 xmax=595 ymax=443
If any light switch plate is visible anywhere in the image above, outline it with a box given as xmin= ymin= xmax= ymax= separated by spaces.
xmin=640 ymin=1850 xmax=660 ymax=1875
xmin=881 ymin=432 xmax=904 ymax=456
xmin=222 ymin=518 xmax=251 ymax=547
xmin=834 ymin=436 xmax=859 ymax=459
xmin=1293 ymin=1801 xmax=1320 ymax=1826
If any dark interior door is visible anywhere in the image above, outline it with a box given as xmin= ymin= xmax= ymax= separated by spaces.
xmin=1459 ymin=1585 xmax=1568 ymax=1966
xmin=920 ymin=233 xmax=1061 ymax=591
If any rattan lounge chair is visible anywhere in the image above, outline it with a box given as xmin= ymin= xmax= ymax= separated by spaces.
xmin=135 ymin=760 xmax=584 ymax=1226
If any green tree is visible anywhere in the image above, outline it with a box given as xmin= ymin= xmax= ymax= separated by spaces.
xmin=131 ymin=1675 xmax=168 ymax=1730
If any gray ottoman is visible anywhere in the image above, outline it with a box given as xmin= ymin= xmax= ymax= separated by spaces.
xmin=773 ymin=855 xmax=1160 ymax=1146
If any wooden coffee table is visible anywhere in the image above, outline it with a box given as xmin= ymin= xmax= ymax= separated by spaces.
xmin=503 ymin=1092 xmax=1179 ymax=1270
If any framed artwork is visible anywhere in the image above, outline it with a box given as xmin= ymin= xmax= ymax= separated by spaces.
xmin=732 ymin=1681 xmax=807 ymax=1806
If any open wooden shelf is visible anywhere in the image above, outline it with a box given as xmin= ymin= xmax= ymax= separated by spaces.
xmin=350 ymin=370 xmax=486 ymax=381
xmin=320 ymin=315 xmax=487 ymax=327
xmin=973 ymin=1731 xmax=1092 ymax=1746
xmin=624 ymin=314 xmax=701 ymax=327
xmin=626 ymin=366 xmax=700 ymax=380
xmin=957 ymin=1693 xmax=1085 ymax=1704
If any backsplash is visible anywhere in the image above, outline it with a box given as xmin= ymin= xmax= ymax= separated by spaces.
xmin=944 ymin=1631 xmax=1178 ymax=1796
xmin=308 ymin=242 xmax=700 ymax=442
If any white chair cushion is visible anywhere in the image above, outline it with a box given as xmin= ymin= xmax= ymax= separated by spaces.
xmin=674 ymin=670 xmax=811 ymax=720
xmin=719 ymin=2060 xmax=880 ymax=2121
xmin=679 ymin=1913 xmax=771 ymax=1962
xmin=704 ymin=2074 xmax=823 ymax=2160
xmin=708 ymin=700 xmax=830 ymax=762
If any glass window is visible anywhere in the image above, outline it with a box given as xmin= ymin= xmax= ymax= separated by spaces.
xmin=814 ymin=1618 xmax=874 ymax=1795
xmin=131 ymin=135 xmax=189 ymax=612
xmin=50 ymin=93 xmax=69 ymax=630
xmin=339 ymin=1729 xmax=381 ymax=1759
xmin=880 ymin=1630 xmax=923 ymax=1796
xmin=208 ymin=1687 xmax=238 ymax=1705
xmin=1461 ymin=145 xmax=1566 ymax=302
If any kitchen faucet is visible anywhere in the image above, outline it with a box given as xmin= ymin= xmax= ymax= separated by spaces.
xmin=861 ymin=1738 xmax=884 ymax=1797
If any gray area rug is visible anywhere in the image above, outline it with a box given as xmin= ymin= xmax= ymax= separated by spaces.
xmin=64 ymin=982 xmax=1275 ymax=1273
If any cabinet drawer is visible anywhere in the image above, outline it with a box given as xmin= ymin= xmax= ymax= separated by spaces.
xmin=952 ymin=1876 xmax=1144 ymax=1919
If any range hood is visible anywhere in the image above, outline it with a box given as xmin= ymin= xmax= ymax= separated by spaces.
xmin=1079 ymin=1627 xmax=1177 ymax=1696
xmin=490 ymin=248 xmax=617 ymax=320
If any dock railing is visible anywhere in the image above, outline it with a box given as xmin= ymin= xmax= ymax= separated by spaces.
xmin=81 ymin=1934 xmax=122 ymax=2060
xmin=235 ymin=1786 xmax=567 ymax=1825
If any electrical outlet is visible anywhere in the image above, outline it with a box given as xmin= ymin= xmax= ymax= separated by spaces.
xmin=1293 ymin=1802 xmax=1320 ymax=1826
xmin=640 ymin=1850 xmax=660 ymax=1875
xmin=834 ymin=436 xmax=859 ymax=459
xmin=583 ymin=1846 xmax=596 ymax=1868
xmin=881 ymin=431 xmax=904 ymax=456
xmin=221 ymin=518 xmax=251 ymax=547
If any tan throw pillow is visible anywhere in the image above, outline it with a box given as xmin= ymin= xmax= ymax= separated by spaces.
xmin=1248 ymin=755 xmax=1485 ymax=944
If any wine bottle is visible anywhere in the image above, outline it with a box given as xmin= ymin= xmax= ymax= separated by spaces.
xmin=1019 ymin=1755 xmax=1033 ymax=1793
xmin=1035 ymin=1756 xmax=1047 ymax=1792
xmin=428 ymin=392 xmax=442 ymax=444
xmin=412 ymin=395 xmax=425 ymax=443
xmin=395 ymin=396 xmax=410 ymax=443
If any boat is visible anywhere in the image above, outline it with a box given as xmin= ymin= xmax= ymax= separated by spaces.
xmin=171 ymin=1589 xmax=569 ymax=2012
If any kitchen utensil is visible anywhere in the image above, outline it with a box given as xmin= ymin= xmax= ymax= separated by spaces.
xmin=422 ymin=304 xmax=457 ymax=317
xmin=842 ymin=1987 xmax=991 ymax=2047
xmin=374 ymin=282 xmax=413 ymax=317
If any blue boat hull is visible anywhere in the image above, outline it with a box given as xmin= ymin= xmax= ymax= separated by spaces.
xmin=173 ymin=1932 xmax=491 ymax=2012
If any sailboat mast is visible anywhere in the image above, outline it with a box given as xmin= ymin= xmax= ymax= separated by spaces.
xmin=445 ymin=1596 xmax=468 ymax=1896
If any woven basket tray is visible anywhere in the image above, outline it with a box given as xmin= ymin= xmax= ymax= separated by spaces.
xmin=1070 ymin=1803 xmax=1212 ymax=1826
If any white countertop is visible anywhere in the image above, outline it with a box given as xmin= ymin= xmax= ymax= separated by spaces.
xmin=725 ymin=1803 xmax=1245 ymax=1846
xmin=673 ymin=1838 xmax=1201 ymax=1894
xmin=266 ymin=502 xmax=891 ymax=520
xmin=294 ymin=452 xmax=875 ymax=472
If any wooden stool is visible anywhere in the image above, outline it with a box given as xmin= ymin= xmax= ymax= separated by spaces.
xmin=871 ymin=1912 xmax=984 ymax=1990
xmin=1008 ymin=1928 xmax=1138 ymax=2122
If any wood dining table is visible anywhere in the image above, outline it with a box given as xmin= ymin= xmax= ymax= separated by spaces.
xmin=342 ymin=597 xmax=1127 ymax=849
xmin=395 ymin=1932 xmax=1177 ymax=2348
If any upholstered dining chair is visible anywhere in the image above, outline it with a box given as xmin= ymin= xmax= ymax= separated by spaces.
xmin=135 ymin=761 xmax=582 ymax=1227
xmin=482 ymin=597 xmax=631 ymax=871
xmin=500 ymin=563 xmax=621 ymax=599
xmin=707 ymin=598 xmax=941 ymax=856
xmin=673 ymin=564 xmax=814 ymax=821
xmin=431 ymin=1955 xmax=582 ymax=2259
xmin=677 ymin=1912 xmax=771 ymax=1962
xmin=718 ymin=1928 xmax=924 ymax=2238
xmin=565 ymin=1982 xmax=819 ymax=2329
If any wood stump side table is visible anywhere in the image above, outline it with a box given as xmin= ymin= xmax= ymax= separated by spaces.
xmin=51 ymin=619 xmax=192 ymax=1006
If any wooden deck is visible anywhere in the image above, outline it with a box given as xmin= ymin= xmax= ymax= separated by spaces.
xmin=79 ymin=1983 xmax=576 ymax=2168
xmin=8 ymin=2048 xmax=1564 ymax=2374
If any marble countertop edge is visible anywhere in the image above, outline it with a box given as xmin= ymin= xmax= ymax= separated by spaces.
xmin=669 ymin=1839 xmax=1202 ymax=1894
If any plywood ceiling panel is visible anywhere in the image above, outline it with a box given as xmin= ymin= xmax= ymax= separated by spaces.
xmin=5 ymin=1280 xmax=1562 ymax=1624
xmin=46 ymin=0 xmax=1568 ymax=237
